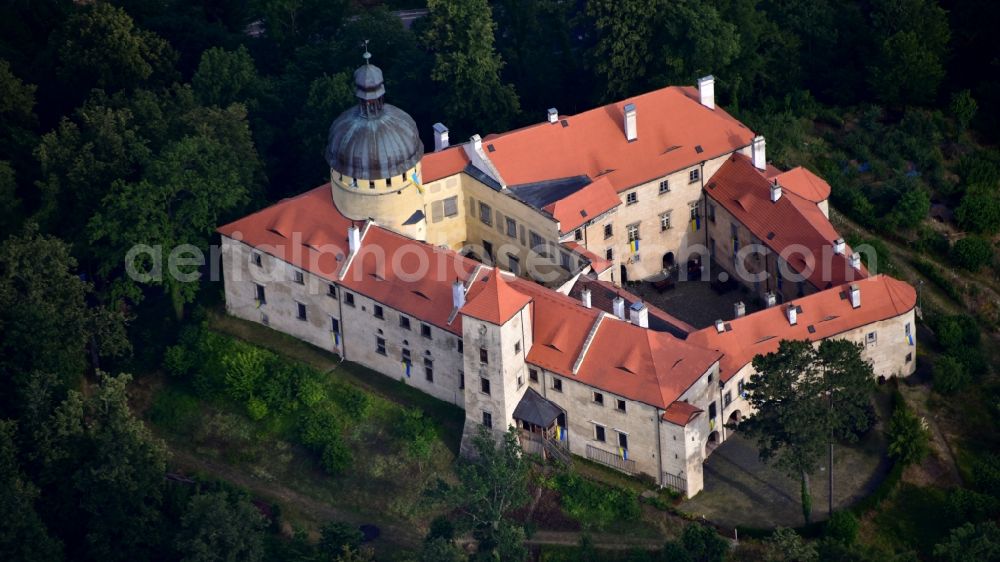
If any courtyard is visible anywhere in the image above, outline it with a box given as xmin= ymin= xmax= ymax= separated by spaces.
xmin=678 ymin=389 xmax=892 ymax=530
xmin=629 ymin=276 xmax=763 ymax=330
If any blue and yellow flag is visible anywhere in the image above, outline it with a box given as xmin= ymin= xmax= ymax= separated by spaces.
xmin=690 ymin=216 xmax=701 ymax=232
xmin=411 ymin=170 xmax=424 ymax=194
xmin=629 ymin=239 xmax=640 ymax=254
xmin=402 ymin=361 xmax=411 ymax=377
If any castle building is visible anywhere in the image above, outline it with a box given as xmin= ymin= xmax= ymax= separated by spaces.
xmin=218 ymin=55 xmax=917 ymax=497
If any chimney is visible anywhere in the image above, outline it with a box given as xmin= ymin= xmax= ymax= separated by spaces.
xmin=770 ymin=179 xmax=782 ymax=203
xmin=715 ymin=319 xmax=725 ymax=333
xmin=734 ymin=301 xmax=746 ymax=318
xmin=849 ymin=284 xmax=861 ymax=309
xmin=433 ymin=123 xmax=449 ymax=151
xmin=697 ymin=75 xmax=715 ymax=109
xmin=764 ymin=292 xmax=777 ymax=308
xmin=629 ymin=302 xmax=649 ymax=328
xmin=347 ymin=225 xmax=361 ymax=254
xmin=612 ymin=296 xmax=626 ymax=320
xmin=547 ymin=108 xmax=559 ymax=124
xmin=624 ymin=103 xmax=637 ymax=142
xmin=452 ymin=279 xmax=466 ymax=310
xmin=471 ymin=134 xmax=483 ymax=152
xmin=850 ymin=253 xmax=861 ymax=270
xmin=581 ymin=288 xmax=592 ymax=309
xmin=786 ymin=304 xmax=797 ymax=326
xmin=833 ymin=238 xmax=846 ymax=255
xmin=752 ymin=135 xmax=766 ymax=170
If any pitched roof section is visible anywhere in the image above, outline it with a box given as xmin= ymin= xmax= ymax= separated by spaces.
xmin=479 ymin=86 xmax=755 ymax=193
xmin=770 ymin=166 xmax=831 ymax=203
xmin=686 ymin=275 xmax=916 ymax=381
xmin=421 ymin=145 xmax=470 ymax=183
xmin=460 ymin=271 xmax=532 ymax=325
xmin=217 ymin=185 xmax=481 ymax=336
xmin=567 ymin=276 xmax=694 ymax=337
xmin=513 ymin=388 xmax=564 ymax=427
xmin=706 ymin=154 xmax=864 ymax=289
xmin=663 ymin=401 xmax=703 ymax=426
xmin=574 ymin=321 xmax=722 ymax=409
xmin=561 ymin=242 xmax=613 ymax=275
xmin=542 ymin=176 xmax=621 ymax=234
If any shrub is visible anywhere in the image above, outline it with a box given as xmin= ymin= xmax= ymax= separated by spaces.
xmin=956 ymin=185 xmax=1000 ymax=235
xmin=945 ymin=489 xmax=1000 ymax=526
xmin=825 ymin=511 xmax=861 ymax=544
xmin=680 ymin=523 xmax=728 ymax=562
xmin=552 ymin=473 xmax=640 ymax=530
xmin=335 ymin=385 xmax=371 ymax=418
xmin=320 ymin=437 xmax=351 ymax=475
xmin=912 ymin=258 xmax=962 ymax=302
xmin=394 ymin=408 xmax=436 ymax=460
xmin=950 ymin=90 xmax=978 ymax=134
xmin=223 ymin=344 xmax=269 ymax=401
xmin=246 ymin=396 xmax=269 ymax=421
xmin=319 ymin=521 xmax=363 ymax=556
xmin=148 ymin=387 xmax=200 ymax=434
xmin=887 ymin=405 xmax=930 ymax=466
xmin=933 ymin=521 xmax=1000 ymax=562
xmin=951 ymin=236 xmax=994 ymax=271
xmin=933 ymin=355 xmax=971 ymax=395
xmin=296 ymin=376 xmax=325 ymax=408
xmin=970 ymin=453 xmax=1000 ymax=498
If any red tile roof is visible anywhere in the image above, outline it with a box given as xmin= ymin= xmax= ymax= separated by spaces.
xmin=706 ymin=154 xmax=864 ymax=289
xmin=477 ymin=86 xmax=755 ymax=193
xmin=217 ymin=185 xmax=482 ymax=336
xmin=686 ymin=275 xmax=916 ymax=381
xmin=561 ymin=241 xmax=613 ymax=275
xmin=663 ymin=401 xmax=703 ymax=426
xmin=421 ymin=146 xmax=469 ymax=183
xmin=543 ymin=176 xmax=621 ymax=234
xmin=574 ymin=321 xmax=722 ymax=409
xmin=460 ymin=271 xmax=532 ymax=325
xmin=770 ymin=166 xmax=831 ymax=203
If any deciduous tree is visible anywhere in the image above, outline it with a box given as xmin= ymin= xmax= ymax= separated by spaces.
xmin=175 ymin=491 xmax=266 ymax=562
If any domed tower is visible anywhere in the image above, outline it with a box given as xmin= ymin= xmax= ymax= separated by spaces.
xmin=326 ymin=49 xmax=426 ymax=239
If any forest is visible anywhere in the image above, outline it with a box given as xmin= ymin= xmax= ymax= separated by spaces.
xmin=1 ymin=0 xmax=999 ymax=561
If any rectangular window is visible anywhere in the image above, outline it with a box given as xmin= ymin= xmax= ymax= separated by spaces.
xmin=457 ymin=339 xmax=463 ymax=353
xmin=709 ymin=202 xmax=716 ymax=223
xmin=529 ymin=231 xmax=543 ymax=250
xmin=626 ymin=191 xmax=638 ymax=205
xmin=327 ymin=284 xmax=337 ymax=299
xmin=552 ymin=378 xmax=563 ymax=393
xmin=255 ymin=283 xmax=266 ymax=304
xmin=460 ymin=373 xmax=465 ymax=389
xmin=603 ymin=224 xmax=613 ymax=239
xmin=401 ymin=348 xmax=411 ymax=364
xmin=627 ymin=223 xmax=640 ymax=243
xmin=595 ymin=425 xmax=606 ymax=442
xmin=480 ymin=377 xmax=491 ymax=395
xmin=400 ymin=316 xmax=411 ymax=330
xmin=479 ymin=202 xmax=492 ymax=225
xmin=659 ymin=179 xmax=670 ymax=194
xmin=689 ymin=169 xmax=700 ymax=183
xmin=482 ymin=411 xmax=493 ymax=429
xmin=605 ymin=247 xmax=613 ymax=261
xmin=660 ymin=211 xmax=672 ymax=232
xmin=560 ymin=252 xmax=571 ymax=270
xmin=618 ymin=432 xmax=629 ymax=450
xmin=738 ymin=379 xmax=746 ymax=397
xmin=514 ymin=340 xmax=521 ymax=354
xmin=424 ymin=358 xmax=434 ymax=382
xmin=724 ymin=391 xmax=732 ymax=407
xmin=574 ymin=229 xmax=583 ymax=241
xmin=866 ymin=331 xmax=877 ymax=347
xmin=330 ymin=317 xmax=340 ymax=333
xmin=690 ymin=201 xmax=700 ymax=221
xmin=517 ymin=374 xmax=524 ymax=388
xmin=506 ymin=217 xmax=517 ymax=238
xmin=344 ymin=292 xmax=355 ymax=307
xmin=529 ymin=368 xmax=539 ymax=382
xmin=296 ymin=302 xmax=307 ymax=321
xmin=508 ymin=255 xmax=520 ymax=275
xmin=593 ymin=392 xmax=604 ymax=405
xmin=480 ymin=347 xmax=489 ymax=364
xmin=376 ymin=337 xmax=386 ymax=355
xmin=293 ymin=270 xmax=304 ymax=284
xmin=709 ymin=401 xmax=717 ymax=419
xmin=906 ymin=352 xmax=913 ymax=363
xmin=443 ymin=196 xmax=458 ymax=217
xmin=616 ymin=399 xmax=626 ymax=413
xmin=421 ymin=323 xmax=432 ymax=339
xmin=252 ymin=252 xmax=263 ymax=267
xmin=373 ymin=305 xmax=384 ymax=319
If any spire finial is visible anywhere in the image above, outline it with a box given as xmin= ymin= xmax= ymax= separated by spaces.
xmin=362 ymin=39 xmax=371 ymax=64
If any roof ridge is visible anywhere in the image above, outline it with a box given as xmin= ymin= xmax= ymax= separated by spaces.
xmin=572 ymin=313 xmax=606 ymax=374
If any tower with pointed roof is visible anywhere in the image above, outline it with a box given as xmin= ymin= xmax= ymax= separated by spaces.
xmin=326 ymin=46 xmax=427 ymax=240
xmin=459 ymin=271 xmax=534 ymax=453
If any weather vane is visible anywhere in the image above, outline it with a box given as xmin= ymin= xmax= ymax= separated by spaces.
xmin=362 ymin=39 xmax=371 ymax=64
